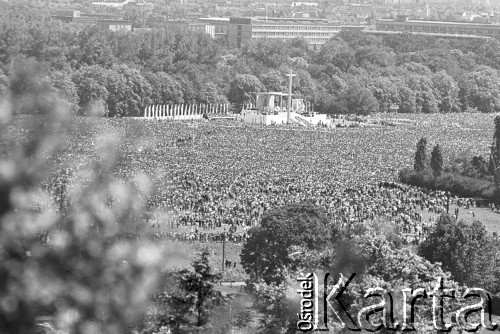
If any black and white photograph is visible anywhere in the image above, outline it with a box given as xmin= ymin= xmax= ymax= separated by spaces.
xmin=2 ymin=0 xmax=500 ymax=333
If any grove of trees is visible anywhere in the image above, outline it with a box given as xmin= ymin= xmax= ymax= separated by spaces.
xmin=3 ymin=1 xmax=500 ymax=116
xmin=240 ymin=203 xmax=332 ymax=285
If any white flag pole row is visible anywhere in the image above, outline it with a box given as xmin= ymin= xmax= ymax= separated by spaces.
xmin=143 ymin=103 xmax=231 ymax=119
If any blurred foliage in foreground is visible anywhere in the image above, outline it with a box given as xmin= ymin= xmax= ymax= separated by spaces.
xmin=0 ymin=75 xmax=165 ymax=334
xmin=0 ymin=61 xmax=231 ymax=333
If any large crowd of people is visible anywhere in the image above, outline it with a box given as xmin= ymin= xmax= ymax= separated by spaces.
xmin=21 ymin=114 xmax=495 ymax=245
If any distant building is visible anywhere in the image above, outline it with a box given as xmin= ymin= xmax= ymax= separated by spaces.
xmin=291 ymin=2 xmax=319 ymax=7
xmin=365 ymin=30 xmax=492 ymax=40
xmin=52 ymin=10 xmax=83 ymax=23
xmin=98 ymin=19 xmax=133 ymax=31
xmin=52 ymin=11 xmax=132 ymax=31
xmin=55 ymin=10 xmax=81 ymax=18
xmin=91 ymin=0 xmax=136 ymax=8
xmin=293 ymin=12 xmax=311 ymax=18
xmin=164 ymin=21 xmax=216 ymax=38
xmin=342 ymin=25 xmax=367 ymax=33
xmin=227 ymin=17 xmax=348 ymax=48
xmin=72 ymin=16 xmax=99 ymax=26
xmin=228 ymin=17 xmax=252 ymax=48
xmin=229 ymin=0 xmax=250 ymax=6
xmin=52 ymin=11 xmax=94 ymax=25
xmin=198 ymin=17 xmax=230 ymax=39
xmin=375 ymin=16 xmax=500 ymax=38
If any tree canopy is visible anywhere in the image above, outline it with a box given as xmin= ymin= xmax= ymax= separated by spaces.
xmin=3 ymin=3 xmax=500 ymax=116
xmin=419 ymin=215 xmax=498 ymax=290
xmin=240 ymin=203 xmax=330 ymax=285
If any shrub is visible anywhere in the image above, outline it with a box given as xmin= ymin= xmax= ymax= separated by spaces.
xmin=234 ymin=309 xmax=253 ymax=328
xmin=399 ymin=168 xmax=499 ymax=202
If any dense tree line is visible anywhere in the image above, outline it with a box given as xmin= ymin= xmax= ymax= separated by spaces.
xmin=2 ymin=1 xmax=500 ymax=116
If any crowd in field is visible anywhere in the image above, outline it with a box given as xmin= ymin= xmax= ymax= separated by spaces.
xmin=156 ymin=172 xmax=463 ymax=246
xmin=27 ymin=116 xmax=495 ymax=246
xmin=138 ymin=123 xmax=489 ymax=245
xmin=152 ymin=230 xmax=246 ymax=244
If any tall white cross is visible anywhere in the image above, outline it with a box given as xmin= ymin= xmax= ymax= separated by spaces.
xmin=286 ymin=69 xmax=296 ymax=125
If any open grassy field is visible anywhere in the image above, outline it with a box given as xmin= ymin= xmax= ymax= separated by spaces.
xmin=463 ymin=208 xmax=500 ymax=234
xmin=420 ymin=204 xmax=500 ymax=234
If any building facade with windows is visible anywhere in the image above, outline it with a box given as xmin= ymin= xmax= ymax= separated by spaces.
xmin=97 ymin=19 xmax=133 ymax=32
xmin=198 ymin=17 xmax=230 ymax=40
xmin=375 ymin=17 xmax=500 ymax=38
xmin=228 ymin=17 xmax=344 ymax=48
xmin=228 ymin=17 xmax=253 ymax=48
xmin=164 ymin=21 xmax=216 ymax=38
xmin=52 ymin=11 xmax=132 ymax=31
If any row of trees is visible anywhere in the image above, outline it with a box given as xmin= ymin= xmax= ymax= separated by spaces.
xmin=7 ymin=55 xmax=228 ymax=117
xmin=414 ymin=137 xmax=444 ymax=178
xmin=3 ymin=1 xmax=500 ymax=116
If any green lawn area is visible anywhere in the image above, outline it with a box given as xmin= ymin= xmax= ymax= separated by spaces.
xmin=454 ymin=206 xmax=500 ymax=235
xmin=420 ymin=204 xmax=500 ymax=235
